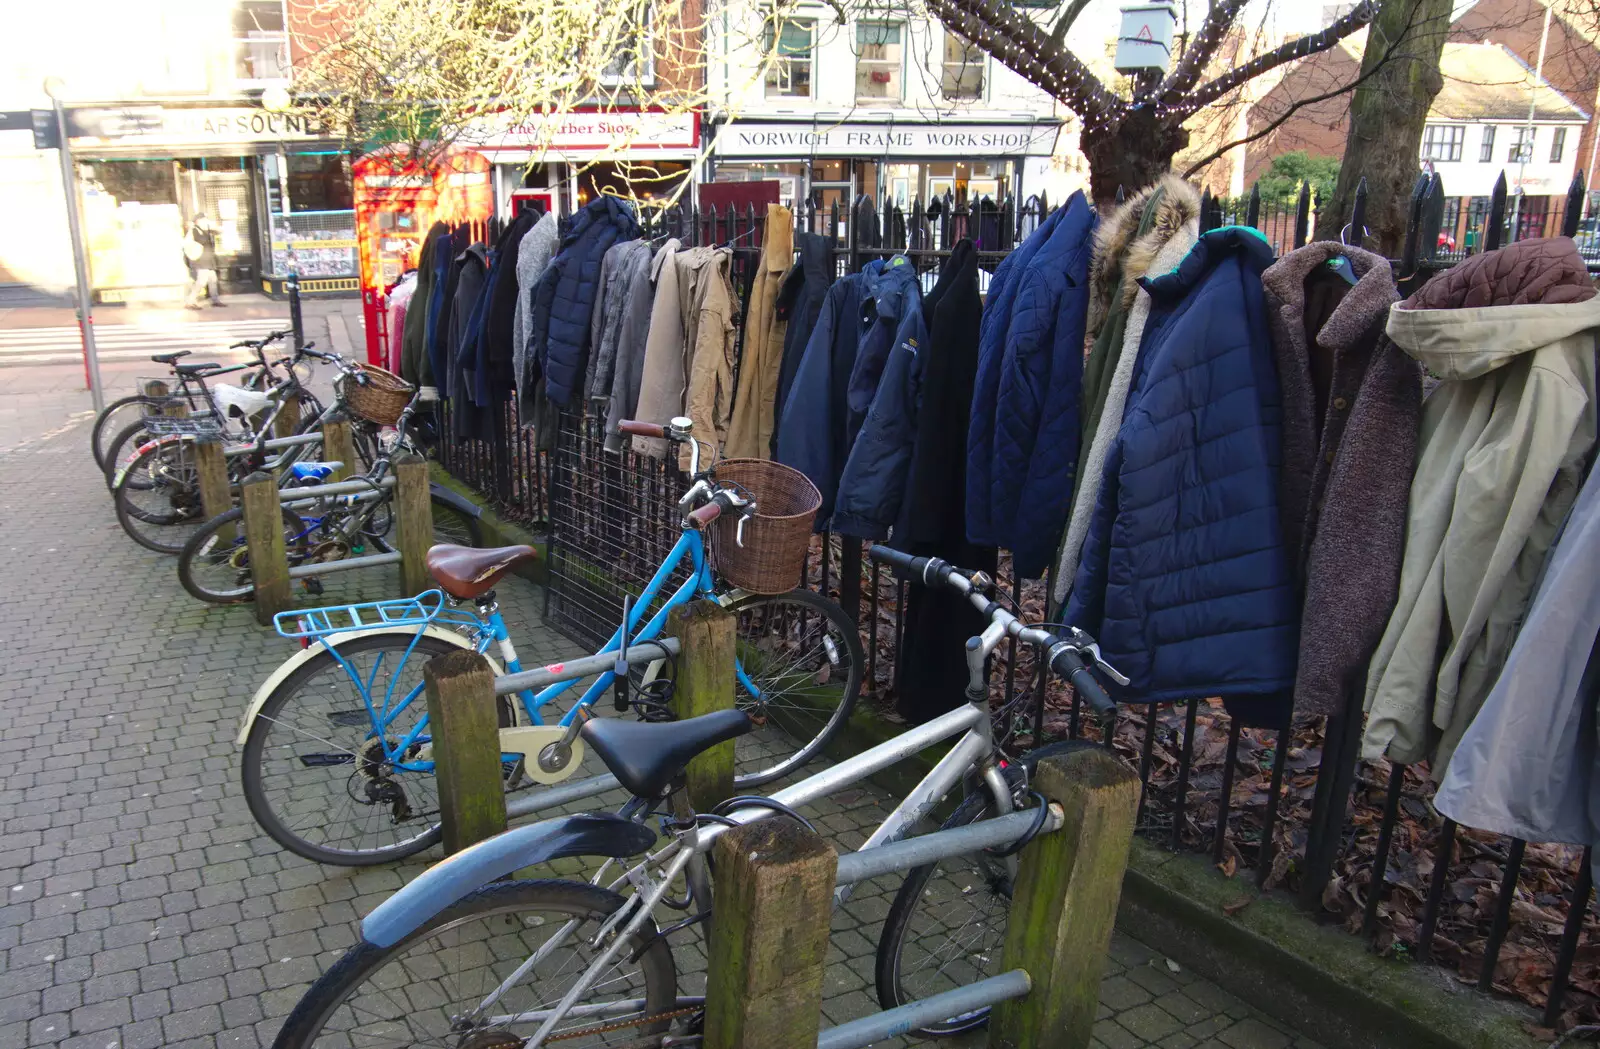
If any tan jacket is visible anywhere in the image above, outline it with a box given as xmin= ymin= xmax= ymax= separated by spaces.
xmin=677 ymin=246 xmax=738 ymax=471
xmin=1363 ymin=295 xmax=1600 ymax=771
xmin=630 ymin=240 xmax=685 ymax=459
xmin=724 ymin=205 xmax=793 ymax=459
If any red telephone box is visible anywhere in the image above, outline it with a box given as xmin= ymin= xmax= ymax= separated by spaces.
xmin=353 ymin=149 xmax=493 ymax=367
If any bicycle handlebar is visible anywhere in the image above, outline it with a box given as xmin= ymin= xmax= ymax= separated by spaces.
xmin=867 ymin=545 xmax=1120 ymax=716
xmin=688 ymin=502 xmax=722 ymax=526
xmin=618 ymin=419 xmax=665 ymax=438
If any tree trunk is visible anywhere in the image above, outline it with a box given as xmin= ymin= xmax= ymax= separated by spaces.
xmin=1082 ymin=109 xmax=1190 ymax=211
xmin=1325 ymin=0 xmax=1452 ymax=254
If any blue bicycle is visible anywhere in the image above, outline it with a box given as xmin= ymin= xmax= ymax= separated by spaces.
xmin=236 ymin=418 xmax=863 ymax=865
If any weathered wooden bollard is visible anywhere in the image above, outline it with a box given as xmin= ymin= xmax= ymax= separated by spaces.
xmin=193 ymin=438 xmax=233 ymax=544
xmin=321 ymin=418 xmax=358 ymax=482
xmin=423 ymin=649 xmax=507 ymax=854
xmin=988 ymin=748 xmax=1140 ymax=1049
xmin=239 ymin=471 xmax=291 ymax=625
xmin=393 ymin=452 xmax=433 ymax=595
xmin=703 ymin=819 xmax=836 ymax=1049
xmin=669 ymin=600 xmax=736 ymax=812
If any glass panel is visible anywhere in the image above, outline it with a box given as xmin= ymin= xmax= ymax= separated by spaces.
xmin=855 ymin=22 xmax=902 ymax=102
xmin=1479 ymin=126 xmax=1496 ymax=163
xmin=764 ymin=18 xmax=813 ymax=97
xmin=234 ymin=0 xmax=289 ymax=81
xmin=941 ymin=32 xmax=984 ymax=100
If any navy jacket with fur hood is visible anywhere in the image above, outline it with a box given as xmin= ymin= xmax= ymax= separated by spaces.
xmin=1065 ymin=227 xmax=1299 ymax=705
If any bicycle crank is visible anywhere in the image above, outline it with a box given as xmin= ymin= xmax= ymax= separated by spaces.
xmin=414 ymin=726 xmax=585 ymax=785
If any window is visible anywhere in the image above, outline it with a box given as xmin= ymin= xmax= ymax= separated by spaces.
xmin=941 ymin=31 xmax=984 ymax=100
xmin=600 ymin=18 xmax=654 ymax=86
xmin=1508 ymin=126 xmax=1534 ymax=163
xmin=856 ymin=22 xmax=903 ymax=102
xmin=763 ymin=17 xmax=813 ymax=98
xmin=1552 ymin=127 xmax=1567 ymax=163
xmin=233 ymin=0 xmax=289 ymax=83
xmin=1420 ymin=125 xmax=1464 ymax=162
xmin=1480 ymin=126 xmax=1496 ymax=163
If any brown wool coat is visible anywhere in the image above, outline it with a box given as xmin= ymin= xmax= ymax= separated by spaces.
xmin=725 ymin=205 xmax=793 ymax=459
xmin=1261 ymin=243 xmax=1422 ymax=716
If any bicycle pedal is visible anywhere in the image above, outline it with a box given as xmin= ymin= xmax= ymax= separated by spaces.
xmin=301 ymin=578 xmax=324 ymax=596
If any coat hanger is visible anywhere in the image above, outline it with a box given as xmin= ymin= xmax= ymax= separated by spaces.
xmin=1327 ymin=225 xmax=1361 ymax=286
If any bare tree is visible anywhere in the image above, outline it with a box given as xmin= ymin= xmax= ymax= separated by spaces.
xmin=914 ymin=0 xmax=1386 ymax=204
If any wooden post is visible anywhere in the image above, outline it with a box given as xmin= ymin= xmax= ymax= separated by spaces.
xmin=194 ymin=440 xmax=233 ymax=543
xmin=321 ymin=418 xmax=357 ymax=482
xmin=669 ymin=600 xmax=736 ymax=811
xmin=703 ymin=819 xmax=835 ymax=1049
xmin=987 ymin=749 xmax=1140 ymax=1049
xmin=273 ymin=393 xmax=301 ymax=439
xmin=423 ymin=650 xmax=507 ymax=854
xmin=140 ymin=379 xmax=186 ymax=417
xmin=239 ymin=471 xmax=291 ymax=625
xmin=393 ymin=452 xmax=432 ymax=595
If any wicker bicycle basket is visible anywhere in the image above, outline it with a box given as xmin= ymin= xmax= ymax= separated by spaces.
xmin=342 ymin=364 xmax=414 ymax=427
xmin=708 ymin=458 xmax=822 ymax=595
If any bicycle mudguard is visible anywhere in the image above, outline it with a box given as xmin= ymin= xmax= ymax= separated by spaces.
xmin=234 ymin=626 xmax=502 ymax=746
xmin=428 ymin=482 xmax=483 ymax=519
xmin=360 ymin=814 xmax=657 ymax=948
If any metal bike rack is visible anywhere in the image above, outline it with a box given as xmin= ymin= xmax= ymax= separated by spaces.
xmin=832 ymin=805 xmax=1064 ymax=887
xmin=816 ymin=970 xmax=1033 ymax=1049
xmin=286 ymin=551 xmax=402 ymax=579
xmin=492 ymin=638 xmax=679 ymax=696
xmin=277 ymin=476 xmax=395 ymax=505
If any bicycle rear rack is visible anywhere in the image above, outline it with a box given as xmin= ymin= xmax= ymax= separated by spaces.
xmin=273 ymin=588 xmax=484 ymax=641
xmin=142 ymin=416 xmax=225 ymax=442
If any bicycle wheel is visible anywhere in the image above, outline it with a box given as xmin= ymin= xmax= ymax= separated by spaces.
xmin=177 ymin=504 xmax=308 ymax=604
xmin=874 ymin=740 xmax=1101 ymax=1035
xmin=431 ymin=494 xmax=485 ymax=547
xmin=102 ymin=418 xmax=167 ymax=492
xmin=241 ymin=633 xmax=515 ymax=865
xmin=270 ymin=879 xmax=677 ymax=1049
xmin=91 ymin=395 xmax=173 ymax=470
xmin=725 ymin=588 xmax=863 ymax=788
xmin=112 ymin=436 xmax=209 ymax=553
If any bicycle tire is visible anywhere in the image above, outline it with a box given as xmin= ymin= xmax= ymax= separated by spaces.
xmin=102 ymin=418 xmax=168 ymax=492
xmin=241 ymin=633 xmax=515 ymax=865
xmin=724 ymin=588 xmax=863 ymax=789
xmin=177 ymin=504 xmax=308 ymax=604
xmin=874 ymin=740 xmax=1104 ymax=1035
xmin=269 ymin=879 xmax=677 ymax=1049
xmin=91 ymin=395 xmax=174 ymax=470
xmin=111 ymin=435 xmax=209 ymax=553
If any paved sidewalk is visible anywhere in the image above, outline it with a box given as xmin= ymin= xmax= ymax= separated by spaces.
xmin=0 ymin=399 xmax=1323 ymax=1049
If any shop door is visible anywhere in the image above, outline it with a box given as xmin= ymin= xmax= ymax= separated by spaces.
xmin=809 ymin=181 xmax=853 ymax=247
xmin=182 ymin=167 xmax=258 ymax=291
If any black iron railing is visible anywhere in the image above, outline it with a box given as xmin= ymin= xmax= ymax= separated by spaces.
xmin=440 ymin=166 xmax=1600 ymax=1032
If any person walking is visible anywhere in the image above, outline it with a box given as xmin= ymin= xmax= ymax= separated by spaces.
xmin=183 ymin=216 xmax=224 ymax=309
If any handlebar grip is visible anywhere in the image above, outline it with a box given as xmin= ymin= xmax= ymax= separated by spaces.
xmin=867 ymin=545 xmax=951 ymax=586
xmin=618 ymin=420 xmax=666 ymax=439
xmin=688 ymin=502 xmax=722 ymax=527
xmin=1050 ymin=645 xmax=1115 ymax=716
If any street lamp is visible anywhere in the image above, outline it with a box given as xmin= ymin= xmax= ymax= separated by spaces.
xmin=43 ymin=76 xmax=104 ymax=413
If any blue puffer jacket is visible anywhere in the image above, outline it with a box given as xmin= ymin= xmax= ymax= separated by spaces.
xmin=966 ymin=192 xmax=1096 ymax=578
xmin=1064 ymin=227 xmax=1298 ymax=705
xmin=845 ymin=257 xmax=923 ymax=448
xmin=529 ymin=196 xmax=641 ymax=407
xmin=776 ymin=260 xmax=883 ymax=527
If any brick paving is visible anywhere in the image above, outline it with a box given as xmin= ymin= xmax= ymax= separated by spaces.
xmin=0 ymin=347 xmax=1325 ymax=1049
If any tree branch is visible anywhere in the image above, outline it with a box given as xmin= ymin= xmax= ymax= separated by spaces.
xmin=1048 ymin=0 xmax=1093 ymax=46
xmin=1158 ymin=0 xmax=1246 ymax=102
xmin=1176 ymin=0 xmax=1377 ymax=117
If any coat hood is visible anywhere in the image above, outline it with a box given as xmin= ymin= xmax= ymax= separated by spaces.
xmin=1141 ymin=226 xmax=1274 ymax=304
xmin=562 ymin=195 xmax=641 ymax=248
xmin=1087 ymin=175 xmax=1201 ymax=338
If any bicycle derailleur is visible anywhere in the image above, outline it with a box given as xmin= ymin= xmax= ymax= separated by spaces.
xmin=353 ymin=737 xmax=415 ymax=824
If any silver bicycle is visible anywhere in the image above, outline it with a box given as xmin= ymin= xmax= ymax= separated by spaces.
xmin=269 ymin=546 xmax=1125 ymax=1049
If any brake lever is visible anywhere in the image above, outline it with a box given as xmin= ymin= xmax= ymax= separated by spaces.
xmin=1085 ymin=642 xmax=1131 ymax=687
xmin=735 ymin=515 xmax=748 ymax=548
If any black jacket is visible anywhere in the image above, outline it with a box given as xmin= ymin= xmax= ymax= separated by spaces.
xmin=485 ymin=211 xmax=536 ymax=373
xmin=448 ymin=243 xmax=490 ymax=437
xmin=400 ymin=221 xmax=448 ymax=387
xmin=772 ymin=232 xmax=834 ymax=454
xmin=887 ymin=241 xmax=998 ymax=722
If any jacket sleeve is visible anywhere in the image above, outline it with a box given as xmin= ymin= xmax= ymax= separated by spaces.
xmin=776 ymin=285 xmax=843 ymax=523
xmin=831 ymin=321 xmax=925 ymax=540
xmin=1063 ymin=431 xmax=1122 ymax=640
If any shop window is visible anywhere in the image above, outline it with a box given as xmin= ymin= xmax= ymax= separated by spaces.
xmin=942 ymin=31 xmax=984 ymax=100
xmin=1420 ymin=125 xmax=1463 ymax=163
xmin=1479 ymin=126 xmax=1496 ymax=163
xmin=1508 ymin=126 xmax=1534 ymax=164
xmin=856 ymin=22 xmax=903 ymax=102
xmin=764 ymin=17 xmax=814 ymax=98
xmin=234 ymin=0 xmax=290 ymax=84
xmin=600 ymin=15 xmax=655 ymax=87
xmin=1552 ymin=126 xmax=1567 ymax=163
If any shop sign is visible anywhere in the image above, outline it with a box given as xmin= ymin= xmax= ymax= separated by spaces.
xmin=66 ymin=106 xmax=331 ymax=146
xmin=470 ymin=110 xmax=700 ymax=153
xmin=715 ymin=120 xmax=1059 ymax=158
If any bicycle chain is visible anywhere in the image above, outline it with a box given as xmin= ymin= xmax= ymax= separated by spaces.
xmin=542 ymin=1003 xmax=701 ymax=1044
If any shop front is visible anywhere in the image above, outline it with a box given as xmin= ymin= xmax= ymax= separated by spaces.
xmin=65 ymin=103 xmax=353 ymax=302
xmin=467 ymin=109 xmax=702 ymax=219
xmin=709 ymin=117 xmax=1060 ymax=230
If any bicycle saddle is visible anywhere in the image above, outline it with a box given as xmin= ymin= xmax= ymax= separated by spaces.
xmin=425 ymin=543 xmax=538 ymax=600
xmin=581 ymin=710 xmax=752 ymax=799
xmin=174 ymin=361 xmax=224 ymax=377
xmin=151 ymin=350 xmax=192 ymax=365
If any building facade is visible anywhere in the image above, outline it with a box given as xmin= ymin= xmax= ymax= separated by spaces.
xmin=0 ymin=0 xmax=357 ymax=303
xmin=704 ymin=6 xmax=1071 ymax=225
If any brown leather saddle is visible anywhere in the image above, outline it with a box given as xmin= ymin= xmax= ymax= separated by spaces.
xmin=425 ymin=543 xmax=538 ymax=600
